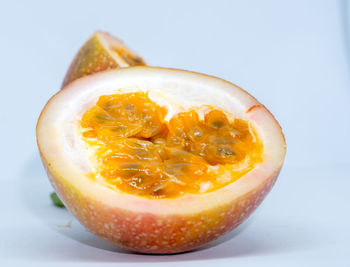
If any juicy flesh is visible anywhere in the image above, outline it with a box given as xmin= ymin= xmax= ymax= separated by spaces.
xmin=80 ymin=91 xmax=262 ymax=198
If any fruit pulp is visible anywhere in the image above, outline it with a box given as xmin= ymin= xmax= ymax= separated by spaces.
xmin=81 ymin=91 xmax=262 ymax=198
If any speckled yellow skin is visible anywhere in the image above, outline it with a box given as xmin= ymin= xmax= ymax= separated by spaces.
xmin=62 ymin=31 xmax=145 ymax=88
xmin=43 ymin=154 xmax=279 ymax=254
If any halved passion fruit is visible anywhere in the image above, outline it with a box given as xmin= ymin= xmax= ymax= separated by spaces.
xmin=62 ymin=31 xmax=145 ymax=88
xmin=37 ymin=67 xmax=286 ymax=254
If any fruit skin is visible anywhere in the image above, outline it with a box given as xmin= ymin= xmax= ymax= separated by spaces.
xmin=37 ymin=67 xmax=286 ymax=254
xmin=49 ymin=166 xmax=279 ymax=254
xmin=62 ymin=31 xmax=145 ymax=88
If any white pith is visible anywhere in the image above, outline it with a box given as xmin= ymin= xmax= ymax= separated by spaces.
xmin=37 ymin=67 xmax=286 ymax=215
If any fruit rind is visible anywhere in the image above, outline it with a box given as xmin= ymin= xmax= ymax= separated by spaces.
xmin=62 ymin=31 xmax=145 ymax=88
xmin=37 ymin=66 xmax=286 ymax=254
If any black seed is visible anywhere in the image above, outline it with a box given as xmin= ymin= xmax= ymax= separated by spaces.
xmin=211 ymin=120 xmax=225 ymax=129
xmin=217 ymin=147 xmax=236 ymax=156
xmin=95 ymin=113 xmax=113 ymax=123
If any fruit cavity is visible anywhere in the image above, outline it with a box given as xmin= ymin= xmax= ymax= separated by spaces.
xmin=37 ymin=66 xmax=286 ymax=254
xmin=80 ymin=91 xmax=262 ymax=198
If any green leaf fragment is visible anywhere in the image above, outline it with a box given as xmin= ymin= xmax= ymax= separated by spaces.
xmin=50 ymin=192 xmax=65 ymax=208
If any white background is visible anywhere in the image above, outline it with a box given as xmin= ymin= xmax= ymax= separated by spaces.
xmin=1 ymin=0 xmax=349 ymax=266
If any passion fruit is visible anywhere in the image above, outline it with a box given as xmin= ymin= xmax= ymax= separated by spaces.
xmin=62 ymin=31 xmax=145 ymax=88
xmin=37 ymin=66 xmax=286 ymax=254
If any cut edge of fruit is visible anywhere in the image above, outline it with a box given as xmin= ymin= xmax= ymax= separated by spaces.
xmin=62 ymin=31 xmax=146 ymax=88
xmin=97 ymin=31 xmax=146 ymax=67
xmin=38 ymin=66 xmax=286 ymax=216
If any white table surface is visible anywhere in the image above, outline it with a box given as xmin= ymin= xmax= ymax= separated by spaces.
xmin=1 ymin=0 xmax=350 ymax=266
